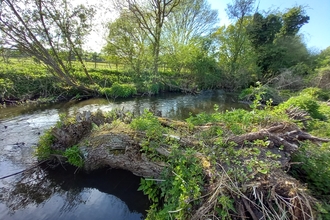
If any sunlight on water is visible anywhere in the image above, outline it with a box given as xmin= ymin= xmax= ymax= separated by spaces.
xmin=0 ymin=90 xmax=247 ymax=220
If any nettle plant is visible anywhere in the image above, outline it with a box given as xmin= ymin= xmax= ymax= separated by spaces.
xmin=140 ymin=147 xmax=204 ymax=220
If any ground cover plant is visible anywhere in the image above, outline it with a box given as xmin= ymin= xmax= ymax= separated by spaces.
xmin=35 ymin=87 xmax=330 ymax=219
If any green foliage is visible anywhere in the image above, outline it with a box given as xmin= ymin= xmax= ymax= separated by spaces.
xmin=63 ymin=145 xmax=84 ymax=168
xmin=216 ymin=195 xmax=236 ymax=219
xmin=316 ymin=46 xmax=330 ymax=68
xmin=138 ymin=178 xmax=161 ymax=204
xmin=279 ymin=6 xmax=309 ymax=37
xmin=290 ymin=142 xmax=330 ymax=196
xmin=131 ymin=110 xmax=164 ymax=139
xmin=35 ymin=130 xmax=55 ymax=160
xmin=100 ymin=82 xmax=137 ymax=99
xmin=247 ymin=7 xmax=310 ymax=78
xmin=214 ymin=19 xmax=259 ymax=89
xmin=145 ymin=147 xmax=204 ymax=219
xmin=239 ymin=82 xmax=282 ymax=105
xmin=300 ymin=87 xmax=330 ymax=101
xmin=0 ymin=78 xmax=13 ymax=99
xmin=0 ymin=62 xmax=62 ymax=100
xmin=277 ymin=88 xmax=326 ymax=120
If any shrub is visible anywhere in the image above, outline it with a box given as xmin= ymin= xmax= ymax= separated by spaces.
xmin=142 ymin=147 xmax=204 ymax=219
xmin=239 ymin=82 xmax=283 ymax=105
xmin=277 ymin=90 xmax=326 ymax=120
xmin=63 ymin=145 xmax=84 ymax=168
xmin=35 ymin=130 xmax=55 ymax=160
xmin=290 ymin=142 xmax=330 ymax=196
xmin=130 ymin=110 xmax=164 ymax=140
xmin=100 ymin=82 xmax=137 ymax=98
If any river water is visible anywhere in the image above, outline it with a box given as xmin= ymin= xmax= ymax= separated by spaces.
xmin=0 ymin=90 xmax=247 ymax=220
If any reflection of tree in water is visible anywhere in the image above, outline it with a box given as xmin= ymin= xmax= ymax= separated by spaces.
xmin=0 ymin=166 xmax=84 ymax=214
xmin=0 ymin=165 xmax=149 ymax=217
xmin=58 ymin=186 xmax=88 ymax=214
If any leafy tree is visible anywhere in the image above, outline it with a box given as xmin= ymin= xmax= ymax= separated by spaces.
xmin=213 ymin=0 xmax=259 ymax=89
xmin=278 ymin=6 xmax=310 ymax=37
xmin=225 ymin=0 xmax=256 ymax=68
xmin=164 ymin=0 xmax=218 ymax=45
xmin=247 ymin=7 xmax=310 ymax=78
xmin=161 ymin=0 xmax=218 ymax=74
xmin=0 ymin=0 xmax=95 ymax=91
xmin=103 ymin=10 xmax=151 ymax=74
xmin=113 ymin=0 xmax=181 ymax=78
xmin=316 ymin=46 xmax=330 ymax=68
xmin=213 ymin=18 xmax=259 ymax=89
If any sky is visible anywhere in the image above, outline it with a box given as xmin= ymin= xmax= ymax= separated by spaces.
xmin=208 ymin=0 xmax=330 ymax=51
xmin=84 ymin=0 xmax=330 ymax=52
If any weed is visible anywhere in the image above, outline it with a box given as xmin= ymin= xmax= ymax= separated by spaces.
xmin=141 ymin=147 xmax=204 ymax=219
xmin=63 ymin=145 xmax=84 ymax=168
xmin=34 ymin=130 xmax=55 ymax=160
xmin=130 ymin=109 xmax=165 ymax=140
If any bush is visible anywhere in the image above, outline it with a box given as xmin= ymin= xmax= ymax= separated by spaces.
xmin=130 ymin=110 xmax=164 ymax=140
xmin=239 ymin=83 xmax=283 ymax=105
xmin=315 ymin=67 xmax=330 ymax=90
xmin=35 ymin=130 xmax=55 ymax=160
xmin=290 ymin=142 xmax=330 ymax=196
xmin=63 ymin=145 xmax=84 ymax=168
xmin=100 ymin=82 xmax=137 ymax=98
xmin=277 ymin=89 xmax=326 ymax=120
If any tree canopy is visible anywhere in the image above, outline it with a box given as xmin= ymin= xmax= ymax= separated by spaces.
xmin=0 ymin=0 xmax=95 ymax=91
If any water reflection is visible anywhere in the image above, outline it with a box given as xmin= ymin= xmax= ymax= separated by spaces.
xmin=0 ymin=90 xmax=248 ymax=220
xmin=0 ymin=166 xmax=148 ymax=220
xmin=64 ymin=90 xmax=247 ymax=120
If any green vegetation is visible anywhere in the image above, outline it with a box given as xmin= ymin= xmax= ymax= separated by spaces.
xmin=133 ymin=89 xmax=330 ymax=219
xmin=142 ymin=148 xmax=204 ymax=219
xmin=2 ymin=0 xmax=330 ymax=218
xmin=63 ymin=145 xmax=84 ymax=168
xmin=34 ymin=130 xmax=55 ymax=160
xmin=100 ymin=82 xmax=137 ymax=99
xmin=1 ymin=0 xmax=328 ymax=104
xmin=0 ymin=0 xmax=330 ymax=219
xmin=34 ymin=87 xmax=330 ymax=219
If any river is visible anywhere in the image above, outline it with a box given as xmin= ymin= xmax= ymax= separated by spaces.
xmin=0 ymin=90 xmax=247 ymax=220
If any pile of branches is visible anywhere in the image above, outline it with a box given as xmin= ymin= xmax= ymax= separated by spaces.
xmin=39 ymin=108 xmax=329 ymax=219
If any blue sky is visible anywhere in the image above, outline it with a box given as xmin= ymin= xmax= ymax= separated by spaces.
xmin=208 ymin=0 xmax=330 ymax=51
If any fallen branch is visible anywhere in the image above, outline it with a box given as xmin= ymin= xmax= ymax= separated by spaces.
xmin=227 ymin=123 xmax=329 ymax=152
xmin=0 ymin=160 xmax=47 ymax=180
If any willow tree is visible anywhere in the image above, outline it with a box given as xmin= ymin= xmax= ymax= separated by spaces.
xmin=162 ymin=0 xmax=218 ymax=73
xmin=0 ymin=0 xmax=95 ymax=91
xmin=225 ymin=0 xmax=256 ymax=72
xmin=113 ymin=0 xmax=181 ymax=78
xmin=103 ymin=10 xmax=151 ymax=74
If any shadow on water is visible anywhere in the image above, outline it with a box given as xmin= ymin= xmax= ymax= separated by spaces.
xmin=0 ymin=165 xmax=149 ymax=220
xmin=0 ymin=90 xmax=248 ymax=220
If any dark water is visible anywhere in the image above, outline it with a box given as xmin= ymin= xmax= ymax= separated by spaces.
xmin=0 ymin=90 xmax=247 ymax=220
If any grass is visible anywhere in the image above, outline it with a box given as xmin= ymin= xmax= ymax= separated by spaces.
xmin=0 ymin=58 xmax=183 ymax=103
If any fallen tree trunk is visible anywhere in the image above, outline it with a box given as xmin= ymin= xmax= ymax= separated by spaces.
xmin=47 ymin=111 xmax=329 ymax=178
xmin=38 ymin=110 xmax=330 ymax=219
xmin=80 ymin=132 xmax=165 ymax=178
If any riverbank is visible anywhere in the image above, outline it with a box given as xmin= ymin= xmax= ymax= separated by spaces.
xmin=35 ymin=89 xmax=330 ymax=219
xmin=0 ymin=61 xmax=199 ymax=106
xmin=2 ymin=90 xmax=254 ymax=220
